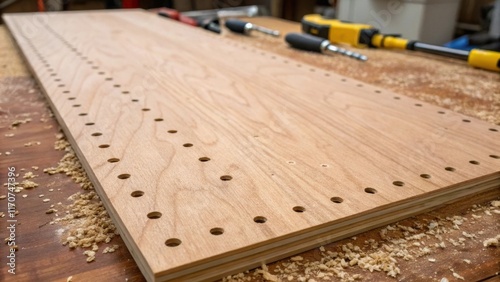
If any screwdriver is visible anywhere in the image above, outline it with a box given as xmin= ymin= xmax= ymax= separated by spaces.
xmin=225 ymin=19 xmax=280 ymax=37
xmin=285 ymin=32 xmax=368 ymax=62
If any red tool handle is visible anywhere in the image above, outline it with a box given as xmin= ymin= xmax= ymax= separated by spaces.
xmin=157 ymin=8 xmax=180 ymax=20
xmin=179 ymin=14 xmax=199 ymax=26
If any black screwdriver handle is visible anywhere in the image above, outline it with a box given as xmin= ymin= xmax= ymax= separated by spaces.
xmin=285 ymin=33 xmax=326 ymax=53
xmin=225 ymin=19 xmax=248 ymax=34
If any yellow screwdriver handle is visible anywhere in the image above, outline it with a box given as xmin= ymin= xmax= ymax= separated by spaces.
xmin=468 ymin=49 xmax=500 ymax=72
xmin=371 ymin=34 xmax=408 ymax=50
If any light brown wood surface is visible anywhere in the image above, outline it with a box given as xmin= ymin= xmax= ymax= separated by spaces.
xmin=3 ymin=10 xmax=500 ymax=281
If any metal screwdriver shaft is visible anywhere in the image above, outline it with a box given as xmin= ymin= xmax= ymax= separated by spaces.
xmin=326 ymin=44 xmax=368 ymax=61
xmin=225 ymin=19 xmax=280 ymax=37
xmin=285 ymin=32 xmax=367 ymax=61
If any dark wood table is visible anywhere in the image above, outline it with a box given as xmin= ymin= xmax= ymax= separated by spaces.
xmin=0 ymin=16 xmax=499 ymax=282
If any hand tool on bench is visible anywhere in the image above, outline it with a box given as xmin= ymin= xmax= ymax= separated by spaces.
xmin=225 ymin=19 xmax=280 ymax=37
xmin=157 ymin=8 xmax=220 ymax=33
xmin=301 ymin=14 xmax=500 ymax=72
xmin=285 ymin=32 xmax=368 ymax=61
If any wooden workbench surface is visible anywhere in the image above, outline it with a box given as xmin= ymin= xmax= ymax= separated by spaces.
xmin=0 ymin=14 xmax=499 ymax=282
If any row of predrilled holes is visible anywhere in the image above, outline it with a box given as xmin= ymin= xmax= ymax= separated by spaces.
xmin=129 ymin=156 xmax=499 ymax=248
xmin=392 ymin=97 xmax=499 ymax=132
xmin=278 ymin=47 xmax=500 ymax=134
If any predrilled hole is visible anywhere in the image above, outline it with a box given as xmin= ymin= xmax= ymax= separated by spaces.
xmin=98 ymin=71 xmax=105 ymax=75
xmin=147 ymin=211 xmax=162 ymax=219
xmin=99 ymin=144 xmax=110 ymax=148
xmin=92 ymin=66 xmax=98 ymax=69
xmin=293 ymin=206 xmax=305 ymax=213
xmin=357 ymin=84 xmax=363 ymax=87
xmin=165 ymin=238 xmax=181 ymax=247
xmin=54 ymin=78 xmax=61 ymax=82
xmin=72 ymin=104 xmax=81 ymax=107
xmin=220 ymin=175 xmax=232 ymax=181
xmin=91 ymin=132 xmax=102 ymax=136
xmin=122 ymin=91 xmax=129 ymax=94
xmin=420 ymin=174 xmax=431 ymax=179
xmin=113 ymin=84 xmax=120 ymax=88
xmin=85 ymin=122 xmax=95 ymax=126
xmin=364 ymin=187 xmax=377 ymax=194
xmin=142 ymin=108 xmax=150 ymax=111
xmin=438 ymin=111 xmax=445 ymax=114
xmin=168 ymin=130 xmax=177 ymax=134
xmin=375 ymin=90 xmax=381 ymax=94
xmin=199 ymin=157 xmax=211 ymax=162
xmin=105 ymin=77 xmax=112 ymax=81
xmin=132 ymin=99 xmax=139 ymax=102
xmin=183 ymin=143 xmax=193 ymax=147
xmin=108 ymin=158 xmax=120 ymax=163
xmin=394 ymin=96 xmax=400 ymax=100
xmin=154 ymin=118 xmax=164 ymax=122
xmin=118 ymin=173 xmax=130 ymax=179
xmin=58 ymin=84 xmax=65 ymax=87
xmin=324 ymin=73 xmax=330 ymax=77
xmin=415 ymin=103 xmax=422 ymax=107
xmin=462 ymin=119 xmax=471 ymax=123
xmin=489 ymin=155 xmax=499 ymax=159
xmin=79 ymin=113 xmax=87 ymax=116
xmin=341 ymin=78 xmax=346 ymax=82
xmin=310 ymin=68 xmax=315 ymax=72
xmin=288 ymin=160 xmax=296 ymax=165
xmin=393 ymin=181 xmax=405 ymax=187
xmin=469 ymin=160 xmax=480 ymax=165
xmin=131 ymin=190 xmax=144 ymax=197
xmin=254 ymin=216 xmax=267 ymax=223
xmin=445 ymin=167 xmax=455 ymax=172
xmin=50 ymin=73 xmax=56 ymax=76
xmin=490 ymin=128 xmax=498 ymax=132
xmin=321 ymin=164 xmax=329 ymax=168
xmin=330 ymin=197 xmax=343 ymax=203
xmin=68 ymin=97 xmax=76 ymax=100
xmin=63 ymin=90 xmax=70 ymax=94
xmin=210 ymin=228 xmax=224 ymax=235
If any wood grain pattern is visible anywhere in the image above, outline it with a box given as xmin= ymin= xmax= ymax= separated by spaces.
xmin=3 ymin=10 xmax=500 ymax=281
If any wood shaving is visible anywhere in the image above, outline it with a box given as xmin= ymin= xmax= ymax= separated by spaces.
xmin=24 ymin=141 xmax=41 ymax=147
xmin=103 ymin=245 xmax=120 ymax=254
xmin=5 ymin=133 xmax=14 ymax=137
xmin=10 ymin=118 xmax=31 ymax=128
xmin=83 ymin=250 xmax=96 ymax=263
xmin=67 ymin=276 xmax=73 ymax=282
xmin=20 ymin=180 xmax=38 ymax=189
xmin=482 ymin=235 xmax=500 ymax=247
xmin=0 ymin=195 xmax=5 ymax=200
xmin=43 ymin=199 xmax=50 ymax=203
xmin=23 ymin=171 xmax=37 ymax=179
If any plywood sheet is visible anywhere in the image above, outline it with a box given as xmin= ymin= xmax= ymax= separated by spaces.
xmin=3 ymin=10 xmax=499 ymax=281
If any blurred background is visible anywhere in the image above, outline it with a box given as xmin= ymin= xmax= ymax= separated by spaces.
xmin=1 ymin=0 xmax=499 ymax=50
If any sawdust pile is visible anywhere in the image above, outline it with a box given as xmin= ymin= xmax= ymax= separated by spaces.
xmin=223 ymin=200 xmax=500 ymax=282
xmin=44 ymin=133 xmax=118 ymax=262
